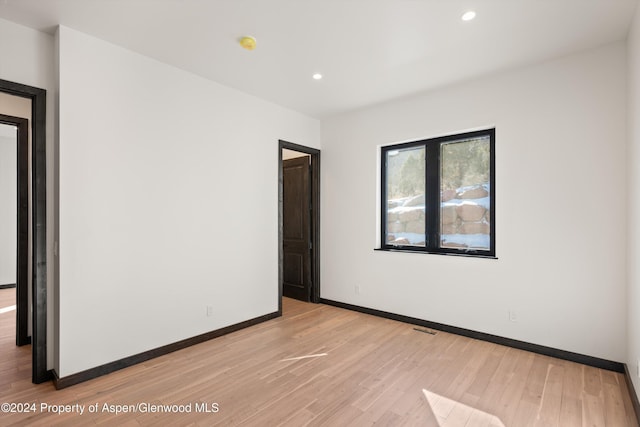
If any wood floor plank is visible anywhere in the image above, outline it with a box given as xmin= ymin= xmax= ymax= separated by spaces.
xmin=491 ymin=349 xmax=534 ymax=426
xmin=559 ymin=361 xmax=584 ymax=427
xmin=534 ymin=363 xmax=564 ymax=426
xmin=0 ymin=290 xmax=637 ymax=426
xmin=603 ymin=372 xmax=631 ymax=427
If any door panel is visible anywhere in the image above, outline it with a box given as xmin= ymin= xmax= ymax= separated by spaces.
xmin=283 ymin=253 xmax=303 ymax=285
xmin=282 ymin=156 xmax=311 ymax=301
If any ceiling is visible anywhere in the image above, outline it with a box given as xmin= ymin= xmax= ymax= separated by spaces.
xmin=0 ymin=0 xmax=637 ymax=118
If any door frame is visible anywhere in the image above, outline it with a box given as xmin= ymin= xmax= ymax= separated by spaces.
xmin=0 ymin=79 xmax=48 ymax=384
xmin=278 ymin=140 xmax=320 ymax=311
xmin=0 ymin=114 xmax=29 ymax=346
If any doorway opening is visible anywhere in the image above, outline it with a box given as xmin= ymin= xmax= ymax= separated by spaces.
xmin=0 ymin=115 xmax=29 ymax=347
xmin=278 ymin=141 xmax=320 ymax=311
xmin=0 ymin=79 xmax=48 ymax=384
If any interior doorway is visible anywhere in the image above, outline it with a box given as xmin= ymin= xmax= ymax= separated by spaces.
xmin=0 ymin=115 xmax=29 ymax=346
xmin=278 ymin=141 xmax=320 ymax=309
xmin=0 ymin=78 xmax=48 ymax=384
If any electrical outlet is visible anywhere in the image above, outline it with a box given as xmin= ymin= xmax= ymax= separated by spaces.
xmin=508 ymin=310 xmax=517 ymax=322
xmin=206 ymin=305 xmax=213 ymax=317
xmin=355 ymin=285 xmax=361 ymax=295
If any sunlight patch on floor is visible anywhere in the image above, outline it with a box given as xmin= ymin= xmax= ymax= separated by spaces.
xmin=0 ymin=305 xmax=16 ymax=314
xmin=422 ymin=388 xmax=506 ymax=427
xmin=280 ymin=353 xmax=328 ymax=362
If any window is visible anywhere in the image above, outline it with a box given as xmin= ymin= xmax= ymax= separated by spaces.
xmin=381 ymin=129 xmax=495 ymax=257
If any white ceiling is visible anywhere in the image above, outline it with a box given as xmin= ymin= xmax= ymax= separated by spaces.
xmin=0 ymin=0 xmax=637 ymax=118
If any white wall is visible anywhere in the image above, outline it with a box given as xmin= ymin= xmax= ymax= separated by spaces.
xmin=0 ymin=17 xmax=56 ymax=368
xmin=628 ymin=3 xmax=640 ymax=397
xmin=321 ymin=42 xmax=628 ymax=362
xmin=56 ymin=26 xmax=320 ymax=377
xmin=0 ymin=126 xmax=17 ymax=285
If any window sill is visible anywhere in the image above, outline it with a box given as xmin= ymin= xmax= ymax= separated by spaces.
xmin=374 ymin=247 xmax=498 ymax=259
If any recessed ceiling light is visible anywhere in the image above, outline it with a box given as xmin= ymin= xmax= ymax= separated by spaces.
xmin=312 ymin=73 xmax=323 ymax=80
xmin=461 ymin=10 xmax=476 ymax=21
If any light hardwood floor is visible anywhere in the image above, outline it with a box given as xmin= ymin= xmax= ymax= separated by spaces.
xmin=0 ymin=288 xmax=637 ymax=426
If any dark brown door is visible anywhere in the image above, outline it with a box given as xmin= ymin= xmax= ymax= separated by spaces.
xmin=282 ymin=156 xmax=312 ymax=302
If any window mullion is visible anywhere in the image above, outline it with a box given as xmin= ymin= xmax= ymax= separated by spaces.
xmin=425 ymin=143 xmax=440 ymax=251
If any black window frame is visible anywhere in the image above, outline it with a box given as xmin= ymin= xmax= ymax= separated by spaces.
xmin=380 ymin=128 xmax=496 ymax=258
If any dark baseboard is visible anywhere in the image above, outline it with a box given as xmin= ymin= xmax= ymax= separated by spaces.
xmin=0 ymin=283 xmax=16 ymax=289
xmin=623 ymin=364 xmax=640 ymax=425
xmin=53 ymin=311 xmax=281 ymax=389
xmin=319 ymin=298 xmax=624 ymax=373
